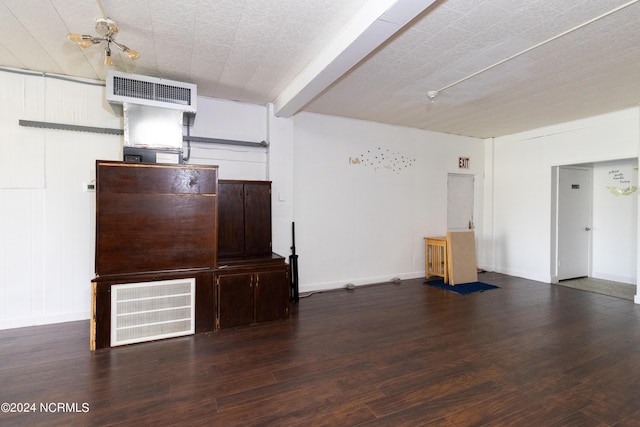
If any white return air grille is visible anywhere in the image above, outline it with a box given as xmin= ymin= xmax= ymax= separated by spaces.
xmin=111 ymin=278 xmax=195 ymax=347
xmin=106 ymin=70 xmax=197 ymax=113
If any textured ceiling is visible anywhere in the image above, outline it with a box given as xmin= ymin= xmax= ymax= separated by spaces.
xmin=1 ymin=0 xmax=639 ymax=138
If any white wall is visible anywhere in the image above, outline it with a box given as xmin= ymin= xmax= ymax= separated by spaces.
xmin=0 ymin=70 xmax=122 ymax=329
xmin=591 ymin=159 xmax=638 ymax=284
xmin=485 ymin=108 xmax=640 ymax=286
xmin=267 ymin=104 xmax=295 ymax=259
xmin=186 ymin=97 xmax=268 ymax=180
xmin=292 ymin=112 xmax=483 ymax=292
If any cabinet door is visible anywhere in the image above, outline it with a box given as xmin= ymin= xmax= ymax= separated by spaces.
xmin=244 ymin=182 xmax=272 ymax=256
xmin=217 ymin=273 xmax=254 ymax=329
xmin=255 ymin=269 xmax=289 ymax=323
xmin=218 ymin=182 xmax=245 ymax=257
xmin=96 ymin=162 xmax=218 ymax=275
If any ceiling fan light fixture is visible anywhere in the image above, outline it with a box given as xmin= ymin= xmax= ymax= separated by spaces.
xmin=67 ymin=33 xmax=83 ymax=43
xmin=68 ymin=16 xmax=139 ymax=64
xmin=111 ymin=40 xmax=140 ymax=60
xmin=125 ymin=48 xmax=140 ymax=60
xmin=104 ymin=45 xmax=112 ymax=66
xmin=68 ymin=33 xmax=95 ymax=48
xmin=95 ymin=17 xmax=118 ymax=37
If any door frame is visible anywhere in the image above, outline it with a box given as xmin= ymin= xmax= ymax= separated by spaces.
xmin=550 ymin=165 xmax=593 ymax=283
xmin=446 ymin=172 xmax=482 ymax=269
xmin=447 ymin=173 xmax=477 ymax=232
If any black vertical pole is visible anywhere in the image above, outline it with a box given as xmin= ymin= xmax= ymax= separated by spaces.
xmin=289 ymin=222 xmax=299 ymax=302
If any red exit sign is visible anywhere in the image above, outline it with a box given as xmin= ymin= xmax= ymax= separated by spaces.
xmin=458 ymin=157 xmax=470 ymax=169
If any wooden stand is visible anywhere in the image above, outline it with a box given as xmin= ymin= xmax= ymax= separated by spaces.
xmin=424 ymin=237 xmax=448 ymax=283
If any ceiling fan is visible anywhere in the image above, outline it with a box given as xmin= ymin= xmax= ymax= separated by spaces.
xmin=67 ymin=1 xmax=139 ymax=65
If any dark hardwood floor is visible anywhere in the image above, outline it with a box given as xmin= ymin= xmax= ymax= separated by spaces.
xmin=1 ymin=272 xmax=640 ymax=426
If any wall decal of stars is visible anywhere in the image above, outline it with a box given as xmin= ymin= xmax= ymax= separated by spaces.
xmin=350 ymin=147 xmax=416 ymax=173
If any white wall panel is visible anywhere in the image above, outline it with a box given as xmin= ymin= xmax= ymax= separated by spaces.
xmin=29 ymin=191 xmax=46 ymax=318
xmin=185 ymin=97 xmax=269 ymax=180
xmin=4 ymin=190 xmax=47 ymax=320
xmin=4 ymin=191 xmax=34 ymax=318
xmin=186 ymin=142 xmax=267 ymax=180
xmin=0 ymin=70 xmax=122 ymax=329
xmin=190 ymin=97 xmax=267 ymax=143
xmin=0 ymin=71 xmax=45 ymax=189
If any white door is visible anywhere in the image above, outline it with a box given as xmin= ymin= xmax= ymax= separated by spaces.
xmin=448 ymin=174 xmax=474 ymax=231
xmin=558 ymin=167 xmax=591 ymax=280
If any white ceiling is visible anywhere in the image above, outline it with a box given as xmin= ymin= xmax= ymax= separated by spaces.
xmin=1 ymin=0 xmax=640 ymax=138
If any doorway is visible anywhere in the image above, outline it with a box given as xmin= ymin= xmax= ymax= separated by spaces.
xmin=448 ymin=173 xmax=474 ymax=231
xmin=556 ymin=166 xmax=592 ymax=281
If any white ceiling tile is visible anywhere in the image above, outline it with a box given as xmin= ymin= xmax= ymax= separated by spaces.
xmin=0 ymin=43 xmax=24 ymax=69
xmin=410 ymin=4 xmax=465 ymax=35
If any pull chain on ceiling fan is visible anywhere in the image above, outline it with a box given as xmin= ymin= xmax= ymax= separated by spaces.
xmin=68 ymin=0 xmax=139 ymax=65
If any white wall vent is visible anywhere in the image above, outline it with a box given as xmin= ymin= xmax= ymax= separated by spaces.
xmin=106 ymin=70 xmax=197 ymax=113
xmin=111 ymin=278 xmax=196 ymax=347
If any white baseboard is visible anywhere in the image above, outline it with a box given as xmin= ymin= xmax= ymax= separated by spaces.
xmin=590 ymin=272 xmax=636 ymax=285
xmin=0 ymin=312 xmax=89 ymax=331
xmin=490 ymin=266 xmax=551 ymax=284
xmin=299 ymin=271 xmax=425 ymax=294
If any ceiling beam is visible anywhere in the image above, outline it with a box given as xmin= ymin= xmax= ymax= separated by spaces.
xmin=272 ymin=0 xmax=436 ymax=117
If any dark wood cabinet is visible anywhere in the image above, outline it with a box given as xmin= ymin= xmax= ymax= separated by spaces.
xmin=216 ymin=256 xmax=289 ymax=329
xmin=92 ymin=269 xmax=216 ymax=350
xmin=216 ymin=272 xmax=255 ymax=328
xmin=218 ymin=180 xmax=272 ymax=258
xmin=92 ymin=164 xmax=288 ymax=348
xmin=91 ymin=161 xmax=219 ymax=350
xmin=216 ymin=180 xmax=288 ymax=330
xmin=254 ymin=269 xmax=290 ymax=323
